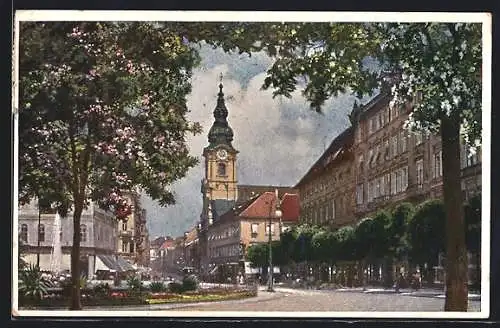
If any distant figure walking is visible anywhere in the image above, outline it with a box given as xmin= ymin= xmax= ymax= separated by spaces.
xmin=411 ymin=270 xmax=422 ymax=291
xmin=395 ymin=272 xmax=404 ymax=293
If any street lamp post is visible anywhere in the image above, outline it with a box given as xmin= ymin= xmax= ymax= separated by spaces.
xmin=37 ymin=197 xmax=41 ymax=267
xmin=267 ymin=189 xmax=282 ymax=292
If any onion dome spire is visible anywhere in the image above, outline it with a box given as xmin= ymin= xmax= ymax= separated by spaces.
xmin=208 ymin=73 xmax=234 ymax=148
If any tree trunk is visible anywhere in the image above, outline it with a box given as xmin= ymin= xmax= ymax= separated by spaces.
xmin=384 ymin=257 xmax=394 ymax=288
xmin=441 ymin=115 xmax=468 ymax=311
xmin=359 ymin=259 xmax=366 ymax=290
xmin=475 ymin=251 xmax=481 ymax=290
xmin=70 ymin=199 xmax=84 ymax=310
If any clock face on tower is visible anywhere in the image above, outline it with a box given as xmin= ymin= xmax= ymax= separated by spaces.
xmin=216 ymin=149 xmax=228 ymax=160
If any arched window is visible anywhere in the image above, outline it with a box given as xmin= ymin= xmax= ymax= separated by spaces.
xmin=80 ymin=224 xmax=87 ymax=242
xmin=38 ymin=224 xmax=45 ymax=242
xmin=20 ymin=224 xmax=28 ymax=243
xmin=217 ymin=162 xmax=226 ymax=176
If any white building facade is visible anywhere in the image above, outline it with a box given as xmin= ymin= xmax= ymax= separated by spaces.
xmin=18 ymin=199 xmax=119 ymax=279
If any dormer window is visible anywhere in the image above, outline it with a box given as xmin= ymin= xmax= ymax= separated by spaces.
xmin=217 ymin=162 xmax=226 ymax=176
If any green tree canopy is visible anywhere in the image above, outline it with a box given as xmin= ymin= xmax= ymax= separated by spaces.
xmin=279 ymin=227 xmax=299 ymax=264
xmin=389 ymin=202 xmax=415 ymax=260
xmin=334 ymin=225 xmax=358 ymax=262
xmin=408 ymin=199 xmax=446 ymax=267
xmin=294 ymin=224 xmax=326 ymax=262
xmin=246 ymin=243 xmax=268 ymax=268
xmin=311 ymin=230 xmax=339 ymax=263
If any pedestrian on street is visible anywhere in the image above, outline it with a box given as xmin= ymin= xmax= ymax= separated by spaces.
xmin=395 ymin=272 xmax=403 ymax=293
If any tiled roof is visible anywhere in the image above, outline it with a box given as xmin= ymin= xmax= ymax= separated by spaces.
xmin=239 ymin=191 xmax=277 ymax=218
xmin=150 ymin=236 xmax=166 ymax=248
xmin=280 ymin=193 xmax=300 ymax=222
xmin=160 ymin=239 xmax=175 ymax=249
xmin=213 ymin=191 xmax=300 ymax=223
xmin=358 ymin=91 xmax=391 ymax=119
xmin=294 ymin=127 xmax=354 ymax=188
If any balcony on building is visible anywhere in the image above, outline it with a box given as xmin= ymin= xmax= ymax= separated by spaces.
xmin=120 ymin=230 xmax=133 ymax=237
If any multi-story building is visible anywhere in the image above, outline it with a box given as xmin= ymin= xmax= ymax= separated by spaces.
xmin=295 ymin=80 xmax=481 ymax=284
xmin=117 ymin=191 xmax=149 ymax=267
xmin=164 ymin=237 xmax=185 ymax=274
xmin=18 ymin=199 xmax=131 ymax=279
xmin=184 ymin=227 xmax=199 ymax=270
xmin=149 ymin=236 xmax=168 ymax=269
xmin=296 ymin=82 xmax=481 ymax=230
xmin=294 ymin=127 xmax=356 ymax=228
xmin=206 ymin=191 xmax=299 ymax=282
xmin=349 ymin=86 xmax=481 ymax=220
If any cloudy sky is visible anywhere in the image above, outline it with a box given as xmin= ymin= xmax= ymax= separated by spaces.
xmin=143 ymin=43 xmax=362 ymax=238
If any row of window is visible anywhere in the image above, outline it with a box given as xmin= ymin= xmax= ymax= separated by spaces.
xmin=19 ymin=224 xmax=88 ymax=243
xmin=121 ymin=241 xmax=135 ymax=253
xmin=209 ymin=243 xmax=239 ymax=258
xmin=363 ymin=130 xmax=423 ymax=171
xmin=250 ymin=222 xmax=285 ymax=237
xmin=364 ymin=166 xmax=409 ymax=204
xmin=301 ymin=192 xmax=352 ymax=223
xmin=302 ymin=168 xmax=351 ymax=202
xmin=366 ymin=104 xmax=407 ymax=136
xmin=460 ymin=145 xmax=481 ymax=169
xmin=355 ymin=150 xmax=445 ymax=206
xmin=208 ymin=225 xmax=239 ymax=241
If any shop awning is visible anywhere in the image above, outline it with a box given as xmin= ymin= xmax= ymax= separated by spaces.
xmin=95 ymin=255 xmax=136 ymax=272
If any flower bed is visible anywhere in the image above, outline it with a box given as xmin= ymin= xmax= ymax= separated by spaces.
xmin=145 ymin=290 xmax=257 ymax=305
xmin=19 ymin=288 xmax=258 ymax=309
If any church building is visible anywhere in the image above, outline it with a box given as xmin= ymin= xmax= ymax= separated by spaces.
xmin=195 ymin=80 xmax=299 ymax=281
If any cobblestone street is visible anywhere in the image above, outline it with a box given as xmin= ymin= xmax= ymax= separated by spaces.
xmin=165 ymin=287 xmax=481 ymax=313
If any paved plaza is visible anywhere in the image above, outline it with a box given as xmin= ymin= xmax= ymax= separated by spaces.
xmin=80 ymin=286 xmax=480 ymax=313
xmin=167 ymin=287 xmax=480 ymax=312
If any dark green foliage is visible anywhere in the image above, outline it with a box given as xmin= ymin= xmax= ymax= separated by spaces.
xmin=408 ymin=199 xmax=446 ymax=267
xmin=126 ymin=275 xmax=143 ymax=293
xmin=149 ymin=281 xmax=167 ymax=293
xmin=92 ymin=283 xmax=111 ymax=297
xmin=182 ymin=274 xmax=199 ymax=292
xmin=389 ymin=203 xmax=415 ymax=260
xmin=168 ymin=281 xmax=184 ymax=294
xmin=18 ymin=264 xmax=51 ymax=301
xmin=334 ymin=225 xmax=358 ymax=262
xmin=311 ymin=230 xmax=339 ymax=263
xmin=246 ymin=243 xmax=269 ymax=268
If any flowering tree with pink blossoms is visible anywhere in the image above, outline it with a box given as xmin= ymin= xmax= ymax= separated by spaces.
xmin=18 ymin=22 xmax=201 ymax=309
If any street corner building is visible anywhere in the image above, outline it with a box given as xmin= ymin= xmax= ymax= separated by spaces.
xmin=17 ymin=191 xmax=151 ymax=278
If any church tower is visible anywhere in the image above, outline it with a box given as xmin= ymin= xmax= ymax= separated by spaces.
xmin=201 ymin=80 xmax=239 ymax=203
xmin=198 ymin=79 xmax=238 ymax=276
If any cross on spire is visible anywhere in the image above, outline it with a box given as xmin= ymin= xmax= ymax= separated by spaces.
xmin=218 ymin=73 xmax=224 ymax=93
